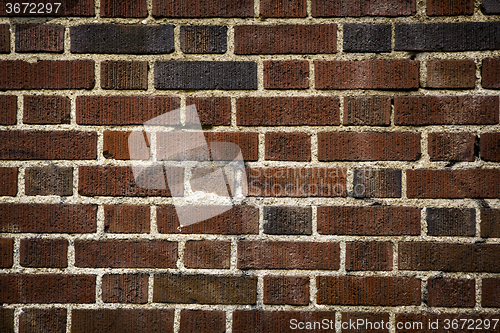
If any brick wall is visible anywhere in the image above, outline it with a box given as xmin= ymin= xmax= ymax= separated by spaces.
xmin=0 ymin=0 xmax=499 ymax=332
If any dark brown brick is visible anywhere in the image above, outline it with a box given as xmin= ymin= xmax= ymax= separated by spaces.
xmin=265 ymin=132 xmax=311 ymax=161
xmin=102 ymin=274 xmax=148 ymax=303
xmin=103 ymin=131 xmax=150 ymax=160
xmin=153 ymin=274 xmax=257 ymax=304
xmin=184 ymin=240 xmax=230 ymax=269
xmin=20 ymin=238 xmax=68 ymax=268
xmin=23 ymin=95 xmax=70 ymax=124
xmin=0 ymin=0 xmax=95 ymax=16
xmin=25 ymin=166 xmax=73 ymax=196
xmin=394 ymin=96 xmax=499 ymax=125
xmin=0 ymin=95 xmax=16 ymax=125
xmin=0 ymin=309 xmax=13 ymax=333
xmin=263 ymin=276 xmax=309 ymax=305
xmin=482 ymin=278 xmax=500 ymax=307
xmin=75 ymin=240 xmax=177 ymax=268
xmin=235 ymin=25 xmax=337 ymax=54
xmin=72 ymin=309 xmax=174 ymax=333
xmin=399 ymin=242 xmax=500 ymax=272
xmin=353 ymin=169 xmax=402 ymax=198
xmin=0 ymin=238 xmax=13 ymax=268
xmin=0 ymin=167 xmax=17 ymax=196
xmin=407 ymin=169 xmax=500 ymax=198
xmin=180 ymin=310 xmax=225 ymax=333
xmin=104 ymin=205 xmax=150 ymax=233
xmin=342 ymin=313 xmax=390 ymax=333
xmin=15 ymin=25 xmax=64 ymax=53
xmin=19 ymin=309 xmax=67 ymax=333
xmin=186 ymin=97 xmax=230 ymax=126
xmin=346 ymin=241 xmax=393 ymax=271
xmin=264 ymin=60 xmax=309 ymax=89
xmin=344 ymin=96 xmax=391 ymax=126
xmin=428 ymin=132 xmax=475 ymax=161
xmin=0 ymin=204 xmax=96 ymax=233
xmin=237 ymin=97 xmax=340 ymax=126
xmin=481 ymin=208 xmax=500 ymax=238
xmin=483 ymin=58 xmax=500 ymax=89
xmin=0 ymin=274 xmax=95 ymax=303
xmin=0 ymin=131 xmax=97 ymax=160
xmin=315 ymin=60 xmax=419 ymax=90
xmin=238 ymin=241 xmax=339 ymax=270
xmin=427 ymin=59 xmax=475 ymax=88
xmin=427 ymin=0 xmax=473 ymax=15
xmin=481 ymin=132 xmax=500 ymax=161
xmin=0 ymin=24 xmax=9 ymax=53
xmin=263 ymin=206 xmax=312 ymax=235
xmin=101 ymin=0 xmax=147 ymax=17
xmin=180 ymin=26 xmax=227 ymax=54
xmin=101 ymin=61 xmax=147 ymax=90
xmin=260 ymin=0 xmax=306 ymax=17
xmin=312 ymin=0 xmax=416 ymax=17
xmin=426 ymin=207 xmax=476 ymax=236
xmin=428 ymin=278 xmax=475 ymax=307
xmin=152 ymin=0 xmax=254 ymax=17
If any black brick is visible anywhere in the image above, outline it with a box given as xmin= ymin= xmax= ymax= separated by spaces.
xmin=482 ymin=0 xmax=500 ymax=14
xmin=155 ymin=61 xmax=257 ymax=90
xmin=395 ymin=22 xmax=500 ymax=51
xmin=427 ymin=208 xmax=476 ymax=236
xmin=71 ymin=25 xmax=174 ymax=54
xmin=343 ymin=24 xmax=391 ymax=53
xmin=180 ymin=26 xmax=227 ymax=54
xmin=263 ymin=206 xmax=312 ymax=235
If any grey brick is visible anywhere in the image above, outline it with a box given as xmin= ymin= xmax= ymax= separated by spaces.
xmin=427 ymin=208 xmax=476 ymax=236
xmin=353 ymin=169 xmax=402 ymax=198
xmin=180 ymin=26 xmax=227 ymax=54
xmin=155 ymin=61 xmax=257 ymax=90
xmin=25 ymin=166 xmax=73 ymax=196
xmin=482 ymin=0 xmax=500 ymax=14
xmin=264 ymin=207 xmax=312 ymax=235
xmin=71 ymin=25 xmax=174 ymax=54
xmin=343 ymin=24 xmax=391 ymax=53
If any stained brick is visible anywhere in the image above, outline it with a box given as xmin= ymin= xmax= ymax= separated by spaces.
xmin=343 ymin=24 xmax=391 ymax=52
xmin=265 ymin=132 xmax=311 ymax=161
xmin=260 ymin=0 xmax=306 ymax=17
xmin=23 ymin=95 xmax=70 ymax=124
xmin=0 ymin=167 xmax=17 ymax=196
xmin=0 ymin=24 xmax=9 ymax=53
xmin=263 ymin=276 xmax=309 ymax=305
xmin=428 ymin=278 xmax=475 ymax=307
xmin=102 ymin=274 xmax=148 ymax=303
xmin=482 ymin=278 xmax=500 ymax=307
xmin=103 ymin=131 xmax=150 ymax=160
xmin=184 ymin=240 xmax=231 ymax=269
xmin=152 ymin=0 xmax=254 ymax=17
xmin=353 ymin=169 xmax=402 ymax=198
xmin=186 ymin=97 xmax=230 ymax=125
xmin=427 ymin=0 xmax=473 ymax=15
xmin=0 ymin=0 xmax=94 ymax=16
xmin=25 ymin=166 xmax=73 ymax=196
xmin=180 ymin=310 xmax=225 ymax=333
xmin=482 ymin=0 xmax=500 ymax=14
xmin=426 ymin=207 xmax=476 ymax=236
xmin=180 ymin=26 xmax=227 ymax=54
xmin=15 ymin=25 xmax=64 ymax=53
xmin=0 ymin=238 xmax=13 ymax=268
xmin=101 ymin=61 xmax=148 ymax=90
xmin=311 ymin=0 xmax=416 ymax=17
xmin=101 ymin=0 xmax=147 ymax=17
xmin=346 ymin=241 xmax=393 ymax=271
xmin=0 ymin=95 xmax=17 ymax=125
xmin=428 ymin=132 xmax=475 ymax=161
xmin=481 ymin=208 xmax=500 ymax=238
xmin=104 ymin=205 xmax=150 ymax=233
xmin=482 ymin=58 xmax=500 ymax=89
xmin=427 ymin=59 xmax=475 ymax=88
xmin=263 ymin=60 xmax=309 ymax=89
xmin=19 ymin=309 xmax=67 ymax=333
xmin=20 ymin=238 xmax=68 ymax=268
xmin=344 ymin=96 xmax=391 ymax=126
xmin=233 ymin=311 xmax=336 ymax=333
xmin=263 ymin=206 xmax=312 ymax=235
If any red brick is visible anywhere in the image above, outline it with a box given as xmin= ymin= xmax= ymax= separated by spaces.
xmin=265 ymin=132 xmax=311 ymax=161
xmin=319 ymin=132 xmax=420 ymax=161
xmin=104 ymin=205 xmax=150 ymax=233
xmin=312 ymin=0 xmax=416 ymax=17
xmin=407 ymin=169 xmax=500 ymax=198
xmin=152 ymin=0 xmax=253 ymax=17
xmin=260 ymin=0 xmax=306 ymax=17
xmin=0 ymin=130 xmax=97 ymax=160
xmin=264 ymin=60 xmax=309 ymax=89
xmin=237 ymin=97 xmax=340 ymax=126
xmin=0 ymin=0 xmax=95 ymax=16
xmin=318 ymin=206 xmax=421 ymax=235
xmin=75 ymin=240 xmax=177 ymax=268
xmin=0 ymin=24 xmax=9 ymax=53
xmin=0 ymin=167 xmax=17 ymax=196
xmin=315 ymin=60 xmax=419 ymax=90
xmin=428 ymin=132 xmax=475 ymax=161
xmin=346 ymin=241 xmax=393 ymax=271
xmin=0 ymin=60 xmax=94 ymax=89
xmin=238 ymin=241 xmax=340 ymax=270
xmin=19 ymin=309 xmax=67 ymax=333
xmin=0 ymin=238 xmax=13 ymax=268
xmin=427 ymin=0 xmax=473 ymax=15
xmin=317 ymin=276 xmax=421 ymax=306
xmin=394 ymin=96 xmax=499 ymax=125
xmin=101 ymin=0 xmax=147 ymax=17
xmin=428 ymin=278 xmax=475 ymax=307
xmin=101 ymin=61 xmax=148 ymax=90
xmin=353 ymin=168 xmax=402 ymax=198
xmin=25 ymin=166 xmax=73 ymax=196
xmin=184 ymin=240 xmax=230 ymax=269
xmin=72 ymin=309 xmax=174 ymax=333
xmin=180 ymin=310 xmax=225 ymax=333
xmin=483 ymin=58 xmax=500 ymax=89
xmin=23 ymin=95 xmax=70 ymax=124
xmin=15 ymin=25 xmax=64 ymax=53
xmin=0 ymin=274 xmax=95 ymax=303
xmin=186 ymin=97 xmax=230 ymax=126
xmin=153 ymin=274 xmax=257 ymax=304
xmin=395 ymin=313 xmax=500 ymax=332
xmin=482 ymin=278 xmax=500 ymax=307
xmin=76 ymin=96 xmax=180 ymax=125
xmin=103 ymin=131 xmax=150 ymax=160
xmin=0 ymin=95 xmax=17 ymax=125
xmin=342 ymin=313 xmax=390 ymax=333
xmin=398 ymin=242 xmax=500 ymax=272
xmin=427 ymin=59 xmax=475 ymax=88
xmin=235 ymin=25 xmax=337 ymax=54
xmin=263 ymin=276 xmax=309 ymax=305
xmin=0 ymin=204 xmax=96 ymax=233
xmin=20 ymin=238 xmax=68 ymax=268
xmin=102 ymin=274 xmax=148 ymax=303
xmin=157 ymin=205 xmax=259 ymax=234
xmin=481 ymin=132 xmax=500 ymax=161
xmin=344 ymin=96 xmax=391 ymax=126
xmin=481 ymin=208 xmax=500 ymax=238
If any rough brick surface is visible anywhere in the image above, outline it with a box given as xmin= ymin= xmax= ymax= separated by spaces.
xmin=233 ymin=311 xmax=336 ymax=333
xmin=19 ymin=309 xmax=67 ymax=333
xmin=427 ymin=0 xmax=473 ymax=15
xmin=428 ymin=132 xmax=475 ymax=161
xmin=426 ymin=207 xmax=476 ymax=236
xmin=263 ymin=276 xmax=309 ymax=305
xmin=103 ymin=131 xmax=150 ymax=160
xmin=263 ymin=60 xmax=309 ymax=89
xmin=482 ymin=278 xmax=500 ymax=307
xmin=353 ymin=169 xmax=402 ymax=198
xmin=482 ymin=58 xmax=500 ymax=89
xmin=101 ymin=0 xmax=147 ymax=17
xmin=101 ymin=61 xmax=148 ymax=90
xmin=260 ymin=0 xmax=306 ymax=17
xmin=482 ymin=0 xmax=500 ymax=13
xmin=104 ymin=205 xmax=150 ymax=233
xmin=25 ymin=166 xmax=73 ymax=196
xmin=481 ymin=208 xmax=500 ymax=238
xmin=263 ymin=206 xmax=312 ymax=235
xmin=265 ymin=132 xmax=311 ymax=161
xmin=23 ymin=95 xmax=70 ymax=124
xmin=0 ymin=167 xmax=17 ymax=196
xmin=0 ymin=95 xmax=17 ymax=125
xmin=186 ymin=97 xmax=231 ymax=125
xmin=0 ymin=24 xmax=9 ymax=53
xmin=343 ymin=24 xmax=391 ymax=52
xmin=311 ymin=0 xmax=416 ymax=17
xmin=102 ymin=274 xmax=148 ymax=303
xmin=184 ymin=240 xmax=231 ymax=269
xmin=344 ymin=96 xmax=391 ymax=126
xmin=15 ymin=25 xmax=64 ymax=53
xmin=152 ymin=0 xmax=254 ymax=17
xmin=20 ymin=238 xmax=68 ymax=268
xmin=346 ymin=241 xmax=393 ymax=271
xmin=427 ymin=59 xmax=475 ymax=89
xmin=0 ymin=0 xmax=94 ymax=16
xmin=428 ymin=278 xmax=475 ymax=307
xmin=180 ymin=26 xmax=227 ymax=54
xmin=0 ymin=238 xmax=13 ymax=268
xmin=0 ymin=309 xmax=13 ymax=332
xmin=180 ymin=310 xmax=225 ymax=333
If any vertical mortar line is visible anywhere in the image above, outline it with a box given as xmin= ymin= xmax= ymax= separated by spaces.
xmin=389 ymin=313 xmax=396 ymax=333
xmin=309 ymin=275 xmax=317 ymax=307
xmin=393 ymin=240 xmax=398 ymax=271
xmin=476 ymin=56 xmax=483 ymax=89
xmin=69 ymin=94 xmax=77 ymax=126
xmin=335 ymin=311 xmax=342 ymax=333
xmin=173 ymin=308 xmax=181 ymax=333
xmin=258 ymin=204 xmax=264 ymax=236
xmin=96 ymin=273 xmax=104 ymax=305
xmin=346 ymin=168 xmax=353 ymax=198
xmin=150 ymin=205 xmax=158 ymax=236
xmin=391 ymin=22 xmax=395 ymax=52
xmin=390 ymin=97 xmax=395 ymax=127
xmin=230 ymin=236 xmax=238 ymax=271
xmin=420 ymin=58 xmax=427 ymax=90
xmin=309 ymin=57 xmax=315 ymax=91
xmin=420 ymin=126 xmax=430 ymax=163
xmin=230 ymin=97 xmax=237 ymax=127
xmin=66 ymin=307 xmax=72 ymax=333
xmin=306 ymin=0 xmax=312 ymax=17
xmin=226 ymin=309 xmax=233 ymax=333
xmin=177 ymin=240 xmax=185 ymax=270
xmin=147 ymin=59 xmax=155 ymax=94
xmin=400 ymin=168 xmax=407 ymax=199
xmin=310 ymin=131 xmax=318 ymax=163
xmin=256 ymin=273 xmax=264 ymax=308
xmin=12 ymin=237 xmax=20 ymax=268
xmin=94 ymin=60 xmax=101 ymax=96
xmin=67 ymin=238 xmax=75 ymax=269
xmin=17 ymin=91 xmax=23 ymax=125
xmin=311 ymin=205 xmax=318 ymax=236
xmin=476 ymin=276 xmax=482 ymax=309
xmin=227 ymin=22 xmax=235 ymax=56
xmin=9 ymin=23 xmax=14 ymax=54
xmin=17 ymin=166 xmax=25 ymax=199
xmin=148 ymin=273 xmax=154 ymax=303
xmin=13 ymin=307 xmax=21 ymax=333
xmin=421 ymin=206 xmax=428 ymax=237
xmin=254 ymin=0 xmax=260 ymax=18
xmin=95 ymin=0 xmax=101 ymax=19
xmin=173 ymin=24 xmax=181 ymax=57
xmin=63 ymin=25 xmax=70 ymax=56
xmin=180 ymin=94 xmax=186 ymax=125
xmin=421 ymin=278 xmax=428 ymax=309
xmin=257 ymin=57 xmax=264 ymax=91
xmin=338 ymin=94 xmax=344 ymax=126
xmin=96 ymin=204 xmax=105 ymax=235
xmin=418 ymin=0 xmax=428 ymax=18
xmin=146 ymin=0 xmax=153 ymax=18
xmin=476 ymin=206 xmax=481 ymax=238
xmin=336 ymin=22 xmax=343 ymax=55
xmin=258 ymin=132 xmax=266 ymax=162
xmin=339 ymin=241 xmax=346 ymax=274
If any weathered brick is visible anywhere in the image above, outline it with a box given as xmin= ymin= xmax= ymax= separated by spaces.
xmin=153 ymin=275 xmax=257 ymax=304
xmin=394 ymin=96 xmax=499 ymax=125
xmin=20 ymin=238 xmax=68 ymax=268
xmin=233 ymin=311 xmax=336 ymax=333
xmin=260 ymin=0 xmax=306 ymax=17
xmin=0 ymin=238 xmax=13 ymax=268
xmin=71 ymin=25 xmax=174 ymax=54
xmin=15 ymin=25 xmax=64 ymax=53
xmin=19 ymin=309 xmax=67 ymax=333
xmin=396 ymin=313 xmax=500 ymax=332
xmin=343 ymin=24 xmax=391 ymax=52
xmin=75 ymin=240 xmax=177 ymax=268
xmin=427 ymin=59 xmax=475 ymax=88
xmin=263 ymin=206 xmax=312 ymax=235
xmin=0 ymin=0 xmax=94 ymax=16
xmin=0 ymin=309 xmax=13 ymax=333
xmin=482 ymin=278 xmax=500 ymax=307
xmin=399 ymin=242 xmax=500 ymax=272
xmin=104 ymin=205 xmax=150 ymax=233
xmin=238 ymin=241 xmax=340 ymax=270
xmin=407 ymin=169 xmax=500 ymax=198
xmin=180 ymin=25 xmax=227 ymax=54
xmin=426 ymin=207 xmax=476 ymax=236
xmin=180 ymin=310 xmax=225 ymax=333
xmin=316 ymin=60 xmax=419 ymax=89
xmin=342 ymin=313 xmax=390 ymax=333
xmin=264 ymin=276 xmax=309 ymax=305
xmin=0 ymin=95 xmax=16 ymax=125
xmin=0 ymin=167 xmax=17 ymax=196
xmin=346 ymin=241 xmax=393 ymax=271
xmin=264 ymin=60 xmax=309 ymax=89
xmin=184 ymin=240 xmax=231 ymax=269
xmin=72 ymin=309 xmax=174 ymax=333
xmin=186 ymin=97 xmax=230 ymax=125
xmin=318 ymin=206 xmax=421 ymax=235
xmin=0 ymin=274 xmax=95 ymax=303
xmin=101 ymin=61 xmax=148 ymax=90
xmin=152 ymin=0 xmax=254 ymax=17
xmin=428 ymin=132 xmax=475 ymax=161
xmin=102 ymin=274 xmax=148 ymax=303
xmin=23 ymin=95 xmax=70 ymax=124
xmin=155 ymin=61 xmax=257 ymax=90
xmin=344 ymin=96 xmax=391 ymax=126
xmin=395 ymin=22 xmax=500 ymax=51
xmin=0 ymin=60 xmax=94 ymax=89
xmin=237 ymin=97 xmax=340 ymax=126
xmin=25 ymin=166 xmax=73 ymax=196
xmin=481 ymin=208 xmax=500 ymax=238
xmin=353 ymin=169 xmax=402 ymax=198
xmin=0 ymin=24 xmax=9 ymax=53
xmin=317 ymin=276 xmax=421 ymax=305
xmin=0 ymin=204 xmax=96 ymax=233
xmin=235 ymin=25 xmax=336 ymax=54
xmin=311 ymin=0 xmax=416 ymax=17
xmin=265 ymin=132 xmax=311 ymax=161
xmin=482 ymin=0 xmax=500 ymax=14
xmin=481 ymin=133 xmax=500 ymax=161
xmin=427 ymin=0 xmax=473 ymax=15
xmin=103 ymin=131 xmax=150 ymax=160
xmin=428 ymin=278 xmax=475 ymax=307
xmin=482 ymin=58 xmax=500 ymax=89
xmin=101 ymin=0 xmax=147 ymax=17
